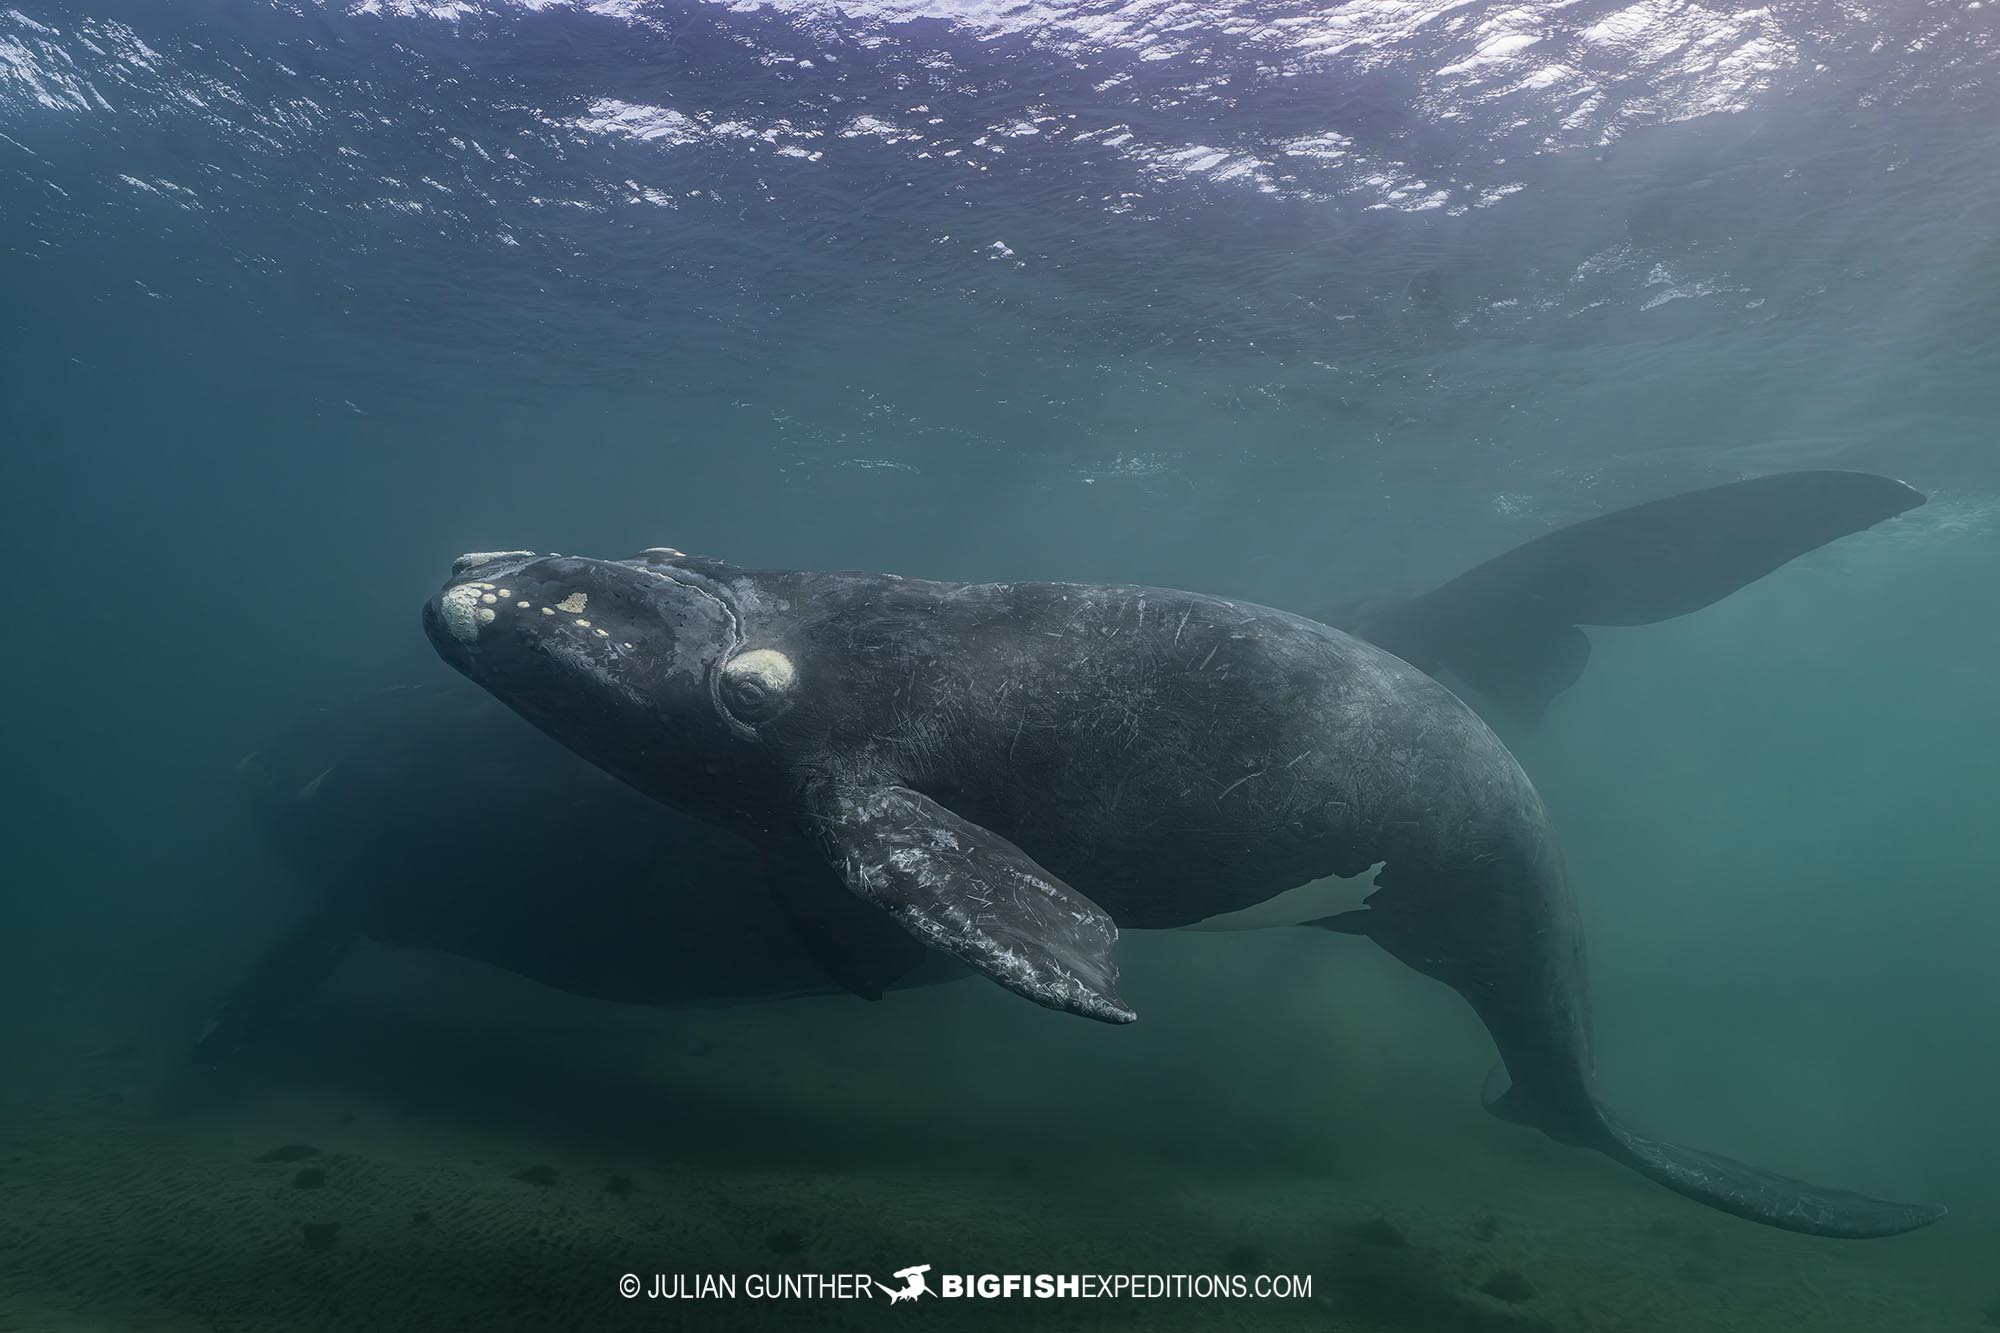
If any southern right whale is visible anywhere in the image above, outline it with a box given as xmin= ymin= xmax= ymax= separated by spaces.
xmin=419 ymin=520 xmax=1943 ymax=1240
xmin=211 ymin=470 xmax=1934 ymax=1238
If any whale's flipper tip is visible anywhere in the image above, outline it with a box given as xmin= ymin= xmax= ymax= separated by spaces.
xmin=1600 ymin=1113 xmax=1945 ymax=1240
xmin=815 ymin=783 xmax=1135 ymax=1025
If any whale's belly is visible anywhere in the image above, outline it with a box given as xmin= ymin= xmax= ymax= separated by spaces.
xmin=1180 ymin=863 xmax=1382 ymax=932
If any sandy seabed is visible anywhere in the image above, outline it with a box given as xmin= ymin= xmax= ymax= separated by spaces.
xmin=0 ymin=937 xmax=1985 ymax=1333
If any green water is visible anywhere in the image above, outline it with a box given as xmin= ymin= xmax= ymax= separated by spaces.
xmin=2 ymin=0 xmax=1996 ymax=1328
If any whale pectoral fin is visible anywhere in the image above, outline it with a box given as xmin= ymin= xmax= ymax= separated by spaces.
xmin=763 ymin=858 xmax=929 ymax=1001
xmin=813 ymin=784 xmax=1136 ymax=1024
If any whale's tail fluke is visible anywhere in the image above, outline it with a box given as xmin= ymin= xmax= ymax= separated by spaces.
xmin=1593 ymin=1110 xmax=1946 ymax=1240
xmin=1481 ymin=1063 xmax=1944 ymax=1239
xmin=1326 ymin=470 xmax=1927 ymax=726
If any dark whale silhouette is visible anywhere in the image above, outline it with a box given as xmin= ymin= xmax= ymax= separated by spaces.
xmin=1326 ymin=470 xmax=1924 ymax=725
xmin=418 ymin=525 xmax=1942 ymax=1239
xmin=196 ymin=684 xmax=965 ymax=1074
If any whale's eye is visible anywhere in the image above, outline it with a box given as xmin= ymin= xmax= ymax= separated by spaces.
xmin=719 ymin=648 xmax=798 ymax=726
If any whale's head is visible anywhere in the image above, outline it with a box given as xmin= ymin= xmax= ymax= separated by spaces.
xmin=423 ymin=549 xmax=768 ymax=809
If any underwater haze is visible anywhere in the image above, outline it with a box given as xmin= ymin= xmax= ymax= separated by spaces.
xmin=2 ymin=0 xmax=1997 ymax=1328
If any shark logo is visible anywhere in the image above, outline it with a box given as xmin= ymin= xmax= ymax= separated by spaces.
xmin=876 ymin=1263 xmax=933 ymax=1303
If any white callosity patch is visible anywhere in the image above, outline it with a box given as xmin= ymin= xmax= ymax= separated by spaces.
xmin=442 ymin=575 xmax=624 ymax=648
xmin=438 ymin=583 xmax=488 ymax=643
xmin=723 ymin=647 xmax=796 ymax=692
xmin=718 ymin=648 xmax=799 ymax=728
xmin=451 ymin=551 xmax=535 ymax=576
xmin=1186 ymin=863 xmax=1384 ymax=932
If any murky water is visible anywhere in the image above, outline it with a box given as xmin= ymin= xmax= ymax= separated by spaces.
xmin=3 ymin=1 xmax=1996 ymax=1328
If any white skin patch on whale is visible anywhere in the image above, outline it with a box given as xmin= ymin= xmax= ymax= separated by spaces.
xmin=723 ymin=648 xmax=797 ymax=691
xmin=441 ymin=578 xmax=623 ymax=652
xmin=1182 ymin=862 xmax=1384 ymax=931
xmin=451 ymin=551 xmax=536 ymax=576
xmin=439 ymin=584 xmax=487 ymax=643
xmin=445 ymin=576 xmax=636 ymax=649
